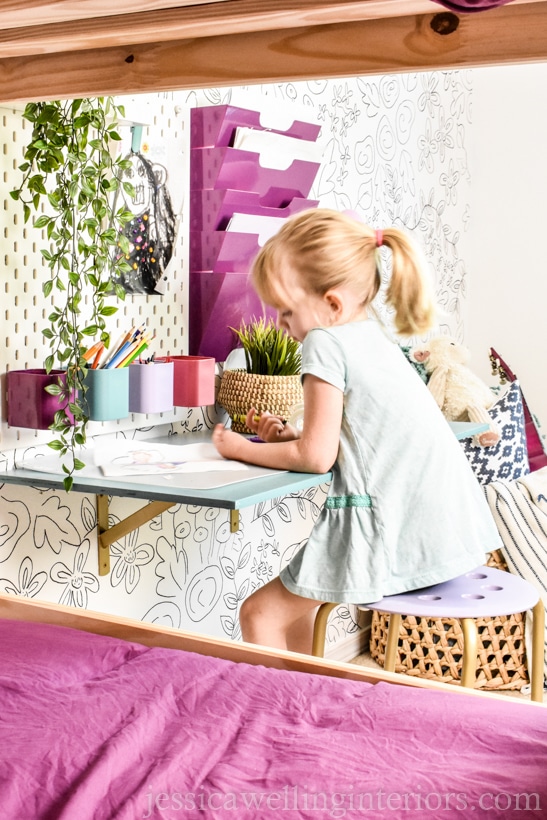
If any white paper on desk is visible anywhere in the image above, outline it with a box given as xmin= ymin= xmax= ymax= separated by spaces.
xmin=232 ymin=127 xmax=324 ymax=169
xmin=93 ymin=440 xmax=250 ymax=477
xmin=15 ymin=450 xmax=93 ymax=476
xmin=225 ymin=213 xmax=285 ymax=245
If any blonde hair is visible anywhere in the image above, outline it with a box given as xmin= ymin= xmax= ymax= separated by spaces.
xmin=251 ymin=208 xmax=435 ymax=336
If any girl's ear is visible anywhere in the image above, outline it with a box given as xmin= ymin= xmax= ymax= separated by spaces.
xmin=324 ymin=290 xmax=344 ymax=319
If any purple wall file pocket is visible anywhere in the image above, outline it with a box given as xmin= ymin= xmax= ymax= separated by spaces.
xmin=189 ymin=271 xmax=276 ymax=362
xmin=189 ymin=104 xmax=322 ymax=361
xmin=190 ymin=189 xmax=318 ymax=231
xmin=190 ymin=147 xmax=320 ymax=199
xmin=191 ymin=105 xmax=321 ymax=148
xmin=7 ymin=369 xmax=75 ymax=430
xmin=128 ymin=360 xmax=174 ymax=414
xmin=190 ymin=231 xmax=261 ymax=273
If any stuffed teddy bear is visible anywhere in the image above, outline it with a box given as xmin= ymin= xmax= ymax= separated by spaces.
xmin=409 ymin=336 xmax=500 ymax=447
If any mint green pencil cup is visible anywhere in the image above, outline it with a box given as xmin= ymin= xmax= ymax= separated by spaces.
xmin=84 ymin=367 xmax=129 ymax=421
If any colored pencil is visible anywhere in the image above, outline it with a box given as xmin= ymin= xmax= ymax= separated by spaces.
xmin=90 ymin=343 xmax=104 ymax=369
xmin=83 ymin=341 xmax=103 ymax=362
xmin=120 ymin=341 xmax=150 ymax=367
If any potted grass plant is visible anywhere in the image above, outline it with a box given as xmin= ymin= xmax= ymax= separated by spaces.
xmin=217 ymin=317 xmax=303 ymax=433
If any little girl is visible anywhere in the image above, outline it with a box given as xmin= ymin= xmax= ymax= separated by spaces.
xmin=213 ymin=209 xmax=502 ymax=653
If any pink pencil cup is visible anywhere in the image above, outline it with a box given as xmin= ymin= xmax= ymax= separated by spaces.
xmin=171 ymin=355 xmax=216 ymax=407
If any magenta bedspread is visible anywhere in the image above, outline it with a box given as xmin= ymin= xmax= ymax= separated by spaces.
xmin=1 ymin=619 xmax=546 ymax=820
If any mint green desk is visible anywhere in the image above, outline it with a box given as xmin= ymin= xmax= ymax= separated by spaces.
xmin=0 ymin=433 xmax=331 ymax=576
xmin=0 ymin=422 xmax=484 ymax=576
xmin=449 ymin=421 xmax=489 ymax=440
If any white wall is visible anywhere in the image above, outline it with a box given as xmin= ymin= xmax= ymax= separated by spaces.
xmin=468 ymin=63 xmax=547 ymax=431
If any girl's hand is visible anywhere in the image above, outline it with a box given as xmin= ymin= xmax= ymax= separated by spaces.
xmin=212 ymin=424 xmax=245 ymax=461
xmin=247 ymin=408 xmax=298 ymax=443
xmin=215 ymin=376 xmax=342 ymax=475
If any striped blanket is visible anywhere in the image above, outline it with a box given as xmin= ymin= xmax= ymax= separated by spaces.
xmin=485 ymin=467 xmax=547 ymax=685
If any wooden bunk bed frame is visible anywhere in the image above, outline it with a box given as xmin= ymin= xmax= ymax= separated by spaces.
xmin=1 ymin=591 xmax=543 ymax=704
xmin=1 ymin=0 xmax=547 ymax=105
xmin=1 ymin=0 xmax=546 ymax=700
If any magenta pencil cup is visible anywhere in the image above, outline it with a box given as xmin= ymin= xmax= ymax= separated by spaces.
xmin=171 ymin=355 xmax=216 ymax=407
xmin=129 ymin=360 xmax=174 ymax=414
xmin=6 ymin=369 xmax=75 ymax=430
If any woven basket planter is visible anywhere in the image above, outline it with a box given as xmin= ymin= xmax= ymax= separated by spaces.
xmin=217 ymin=369 xmax=303 ymax=433
xmin=369 ymin=550 xmax=529 ymax=690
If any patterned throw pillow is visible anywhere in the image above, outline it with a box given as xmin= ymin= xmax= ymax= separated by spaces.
xmin=460 ymin=380 xmax=530 ymax=485
xmin=490 ymin=347 xmax=547 ymax=473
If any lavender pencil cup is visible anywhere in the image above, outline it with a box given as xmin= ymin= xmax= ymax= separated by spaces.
xmin=128 ymin=359 xmax=174 ymax=414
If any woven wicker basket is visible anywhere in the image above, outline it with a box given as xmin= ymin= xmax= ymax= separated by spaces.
xmin=217 ymin=369 xmax=304 ymax=433
xmin=369 ymin=550 xmax=529 ymax=690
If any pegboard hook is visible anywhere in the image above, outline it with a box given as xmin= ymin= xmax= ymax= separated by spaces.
xmin=131 ymin=124 xmax=143 ymax=153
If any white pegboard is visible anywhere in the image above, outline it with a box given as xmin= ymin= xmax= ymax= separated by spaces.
xmin=1 ymin=98 xmax=192 ymax=450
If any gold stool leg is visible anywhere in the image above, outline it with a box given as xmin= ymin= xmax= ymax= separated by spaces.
xmin=384 ymin=613 xmax=402 ymax=672
xmin=312 ymin=602 xmax=339 ymax=658
xmin=530 ymin=599 xmax=545 ymax=703
xmin=460 ymin=618 xmax=479 ymax=688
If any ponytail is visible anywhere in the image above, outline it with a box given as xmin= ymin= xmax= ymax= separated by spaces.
xmin=381 ymin=228 xmax=435 ymax=336
xmin=251 ymin=209 xmax=435 ymax=338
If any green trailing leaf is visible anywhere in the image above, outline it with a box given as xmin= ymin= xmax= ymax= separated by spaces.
xmin=45 ymin=383 xmax=62 ymax=396
xmin=48 ymin=439 xmax=64 ymax=451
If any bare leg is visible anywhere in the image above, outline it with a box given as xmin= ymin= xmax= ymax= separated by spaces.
xmin=286 ymin=606 xmax=320 ymax=654
xmin=239 ymin=576 xmax=319 ymax=653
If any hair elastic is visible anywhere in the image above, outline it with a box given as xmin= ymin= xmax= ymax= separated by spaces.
xmin=375 ymin=229 xmax=384 ymax=248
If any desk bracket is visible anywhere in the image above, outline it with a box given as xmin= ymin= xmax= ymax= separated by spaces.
xmin=96 ymin=495 xmax=176 ymax=576
xmin=230 ymin=509 xmax=240 ymax=533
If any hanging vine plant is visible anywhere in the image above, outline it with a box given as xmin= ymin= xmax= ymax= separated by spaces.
xmin=10 ymin=97 xmax=134 ymax=491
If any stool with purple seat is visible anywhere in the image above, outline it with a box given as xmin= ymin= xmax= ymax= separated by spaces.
xmin=311 ymin=566 xmax=545 ymax=702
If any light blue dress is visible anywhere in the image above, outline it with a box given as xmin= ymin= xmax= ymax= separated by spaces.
xmin=279 ymin=320 xmax=502 ymax=603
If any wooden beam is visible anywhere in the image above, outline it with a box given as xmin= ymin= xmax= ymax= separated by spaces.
xmin=1 ymin=2 xmax=547 ymax=104
xmin=1 ymin=0 xmax=228 ymax=31
xmin=0 ymin=0 xmax=439 ymax=59
xmin=2 ymin=0 xmax=542 ymax=32
xmin=2 ymin=591 xmax=539 ymax=703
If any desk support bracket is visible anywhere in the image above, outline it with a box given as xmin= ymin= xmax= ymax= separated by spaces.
xmin=96 ymin=495 xmax=176 ymax=576
xmin=230 ymin=509 xmax=240 ymax=533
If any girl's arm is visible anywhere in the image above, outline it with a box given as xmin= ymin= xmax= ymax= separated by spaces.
xmin=212 ymin=374 xmax=343 ymax=474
